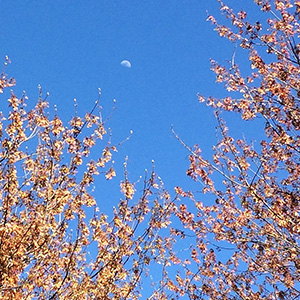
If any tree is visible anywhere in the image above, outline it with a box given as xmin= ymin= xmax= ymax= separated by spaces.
xmin=169 ymin=0 xmax=300 ymax=299
xmin=0 ymin=58 xmax=179 ymax=299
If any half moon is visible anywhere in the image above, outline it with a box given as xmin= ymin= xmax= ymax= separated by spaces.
xmin=120 ymin=60 xmax=131 ymax=68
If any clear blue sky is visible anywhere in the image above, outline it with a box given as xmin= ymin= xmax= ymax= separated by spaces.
xmin=1 ymin=1 xmax=264 ymax=222
xmin=1 ymin=0 xmax=273 ymax=297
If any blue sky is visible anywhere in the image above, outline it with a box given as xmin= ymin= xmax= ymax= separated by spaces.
xmin=0 ymin=0 xmax=264 ymax=219
xmin=0 ymin=0 xmax=275 ymax=297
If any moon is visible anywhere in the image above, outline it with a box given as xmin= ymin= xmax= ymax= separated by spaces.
xmin=120 ymin=60 xmax=131 ymax=68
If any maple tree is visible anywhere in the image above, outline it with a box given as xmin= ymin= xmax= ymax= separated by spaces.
xmin=0 ymin=58 xmax=179 ymax=299
xmin=168 ymin=0 xmax=300 ymax=299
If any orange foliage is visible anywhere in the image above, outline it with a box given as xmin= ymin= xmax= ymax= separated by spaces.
xmin=0 ymin=67 xmax=179 ymax=299
xmin=1 ymin=0 xmax=300 ymax=299
xmin=171 ymin=0 xmax=300 ymax=298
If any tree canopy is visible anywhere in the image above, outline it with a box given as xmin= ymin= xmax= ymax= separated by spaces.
xmin=0 ymin=0 xmax=300 ymax=299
